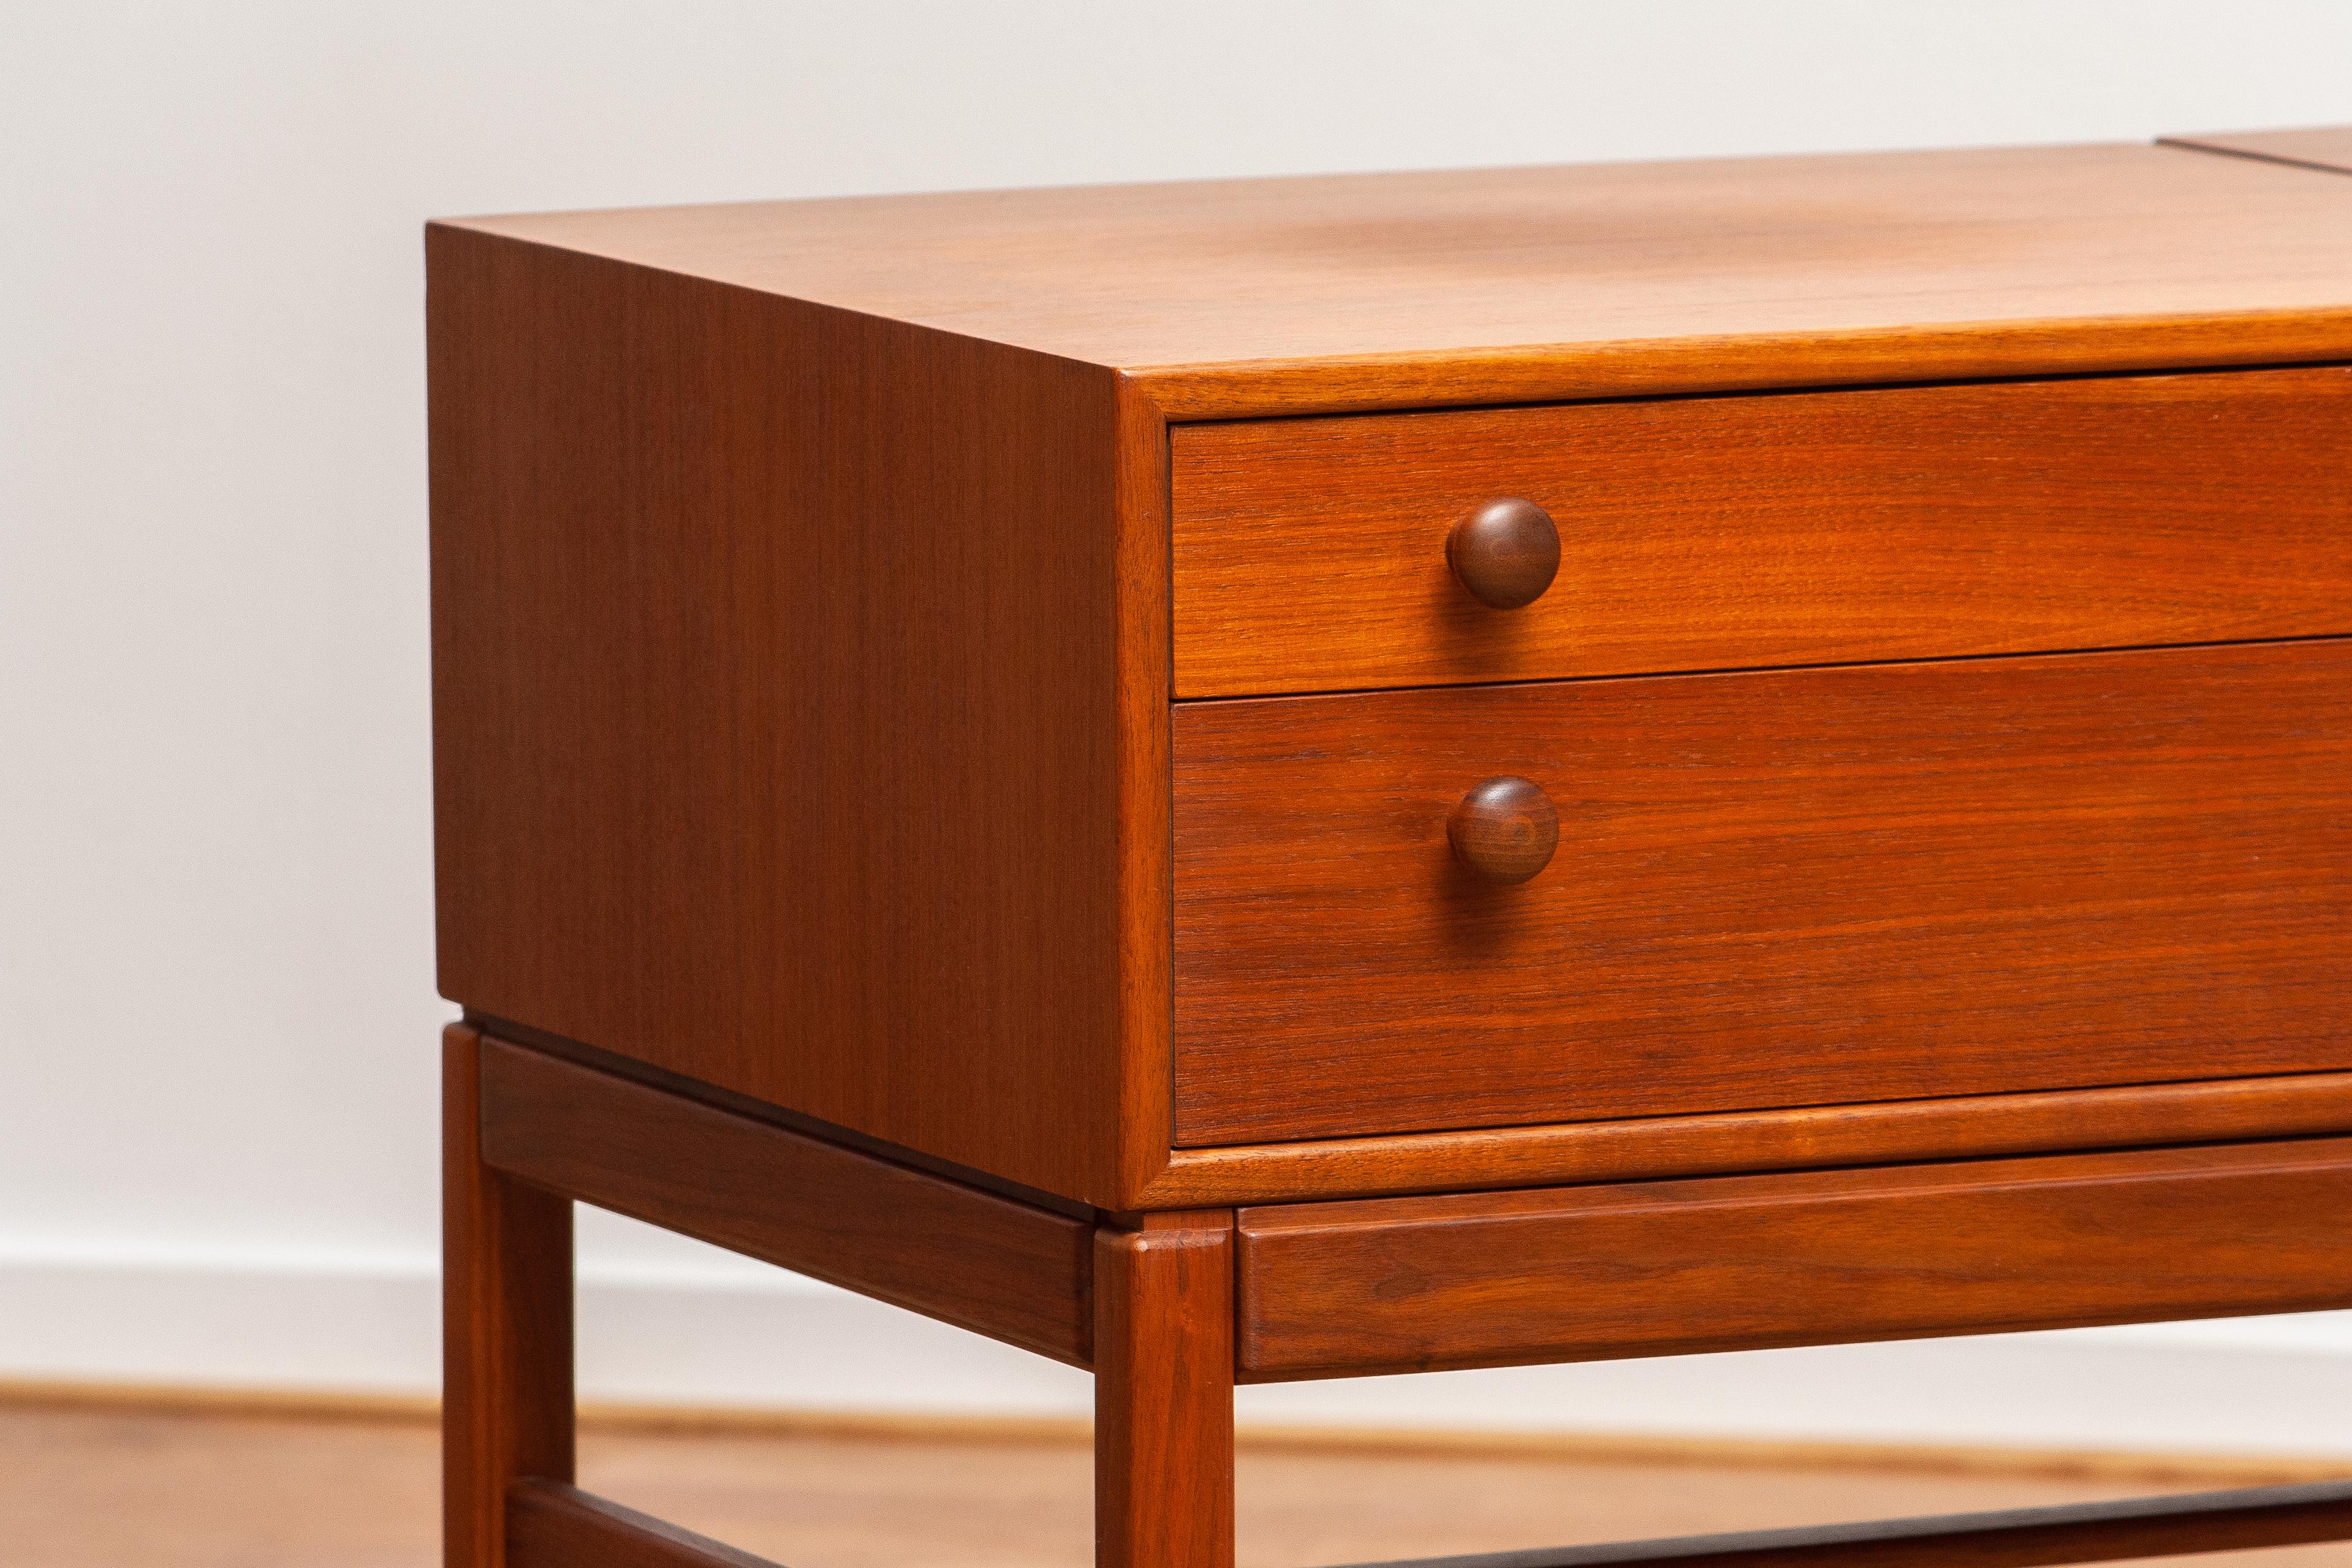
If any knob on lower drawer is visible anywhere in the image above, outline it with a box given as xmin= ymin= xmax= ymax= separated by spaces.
xmin=1447 ymin=498 xmax=1560 ymax=609
xmin=1448 ymin=776 xmax=1559 ymax=884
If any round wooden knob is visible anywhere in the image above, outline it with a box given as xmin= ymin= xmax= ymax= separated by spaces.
xmin=1446 ymin=498 xmax=1559 ymax=609
xmin=1447 ymin=776 xmax=1559 ymax=884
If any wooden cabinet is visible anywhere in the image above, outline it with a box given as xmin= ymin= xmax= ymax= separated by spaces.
xmin=431 ymin=131 xmax=2352 ymax=1568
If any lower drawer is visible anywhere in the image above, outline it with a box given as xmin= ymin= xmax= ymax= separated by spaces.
xmin=1172 ymin=640 xmax=2352 ymax=1146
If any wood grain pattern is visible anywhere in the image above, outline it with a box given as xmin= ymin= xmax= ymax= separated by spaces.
xmin=1338 ymin=1481 xmax=2352 ymax=1568
xmin=1110 ymin=379 xmax=1175 ymax=1203
xmin=2166 ymin=126 xmax=2352 ymax=177
xmin=1095 ymin=1213 xmax=1235 ymax=1568
xmin=476 ymin=1037 xmax=1094 ymax=1366
xmin=1139 ymin=1070 xmax=2352 ymax=1206
xmin=1172 ymin=368 xmax=2352 ymax=697
xmin=428 ymin=224 xmax=1163 ymax=1211
xmin=444 ymin=142 xmax=2352 ymax=420
xmin=507 ymin=1481 xmax=780 ymax=1568
xmin=444 ymin=1024 xmax=575 ymax=1568
xmin=1145 ymin=312 xmax=2352 ymax=423
xmin=1236 ymin=1139 xmax=2352 ymax=1380
xmin=434 ymin=137 xmax=2352 ymax=1219
xmin=1173 ymin=641 xmax=2352 ymax=1146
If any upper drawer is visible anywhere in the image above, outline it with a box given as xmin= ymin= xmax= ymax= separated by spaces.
xmin=1170 ymin=367 xmax=2352 ymax=698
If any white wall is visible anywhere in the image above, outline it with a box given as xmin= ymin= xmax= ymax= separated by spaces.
xmin=6 ymin=1 xmax=2350 ymax=1452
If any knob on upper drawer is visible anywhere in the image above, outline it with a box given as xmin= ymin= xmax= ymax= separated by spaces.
xmin=1446 ymin=498 xmax=1560 ymax=609
xmin=1448 ymin=776 xmax=1559 ymax=884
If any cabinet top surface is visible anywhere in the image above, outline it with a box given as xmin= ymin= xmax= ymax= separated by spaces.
xmin=442 ymin=136 xmax=2352 ymax=414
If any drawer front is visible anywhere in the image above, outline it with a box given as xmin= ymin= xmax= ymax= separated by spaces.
xmin=1171 ymin=641 xmax=2352 ymax=1146
xmin=1170 ymin=367 xmax=2352 ymax=698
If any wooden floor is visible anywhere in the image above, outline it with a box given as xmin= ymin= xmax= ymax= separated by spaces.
xmin=9 ymin=1401 xmax=2352 ymax=1568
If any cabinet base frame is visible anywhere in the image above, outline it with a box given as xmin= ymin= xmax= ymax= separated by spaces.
xmin=446 ymin=1023 xmax=2352 ymax=1568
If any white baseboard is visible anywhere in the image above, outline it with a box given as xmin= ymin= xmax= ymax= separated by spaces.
xmin=5 ymin=1244 xmax=2348 ymax=1457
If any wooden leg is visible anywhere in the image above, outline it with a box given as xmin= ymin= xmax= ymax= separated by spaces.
xmin=444 ymin=1023 xmax=575 ymax=1568
xmin=1095 ymin=1211 xmax=1236 ymax=1568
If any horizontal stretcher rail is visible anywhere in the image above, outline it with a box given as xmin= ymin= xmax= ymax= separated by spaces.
xmin=476 ymin=1036 xmax=1094 ymax=1365
xmin=508 ymin=1480 xmax=782 ymax=1568
xmin=1238 ymin=1138 xmax=2352 ymax=1379
xmin=1330 ymin=1479 xmax=2352 ymax=1568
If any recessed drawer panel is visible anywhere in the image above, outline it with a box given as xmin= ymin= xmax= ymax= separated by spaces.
xmin=1170 ymin=367 xmax=2352 ymax=698
xmin=1171 ymin=641 xmax=2352 ymax=1146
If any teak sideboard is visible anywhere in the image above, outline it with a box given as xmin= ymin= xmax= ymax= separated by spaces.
xmin=429 ymin=128 xmax=2352 ymax=1568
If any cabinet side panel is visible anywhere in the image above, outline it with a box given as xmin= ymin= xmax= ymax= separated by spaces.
xmin=428 ymin=225 xmax=1131 ymax=1204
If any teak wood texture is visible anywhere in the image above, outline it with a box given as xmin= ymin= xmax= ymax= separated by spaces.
xmin=1094 ymin=1214 xmax=1237 ymax=1568
xmin=473 ymin=1037 xmax=1093 ymax=1365
xmin=442 ymin=1023 xmax=2352 ymax=1568
xmin=436 ymin=133 xmax=2352 ymax=1211
xmin=1174 ymin=640 xmax=2352 ymax=1146
xmin=443 ymin=142 xmax=2352 ymax=418
xmin=444 ymin=1025 xmax=575 ymax=1568
xmin=507 ymin=1481 xmax=783 ymax=1568
xmin=1172 ymin=366 xmax=2352 ymax=697
xmin=1144 ymin=1070 xmax=2352 ymax=1207
xmin=435 ymin=131 xmax=2352 ymax=1568
xmin=1236 ymin=1138 xmax=2352 ymax=1381
xmin=428 ymin=227 xmax=1170 ymax=1211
